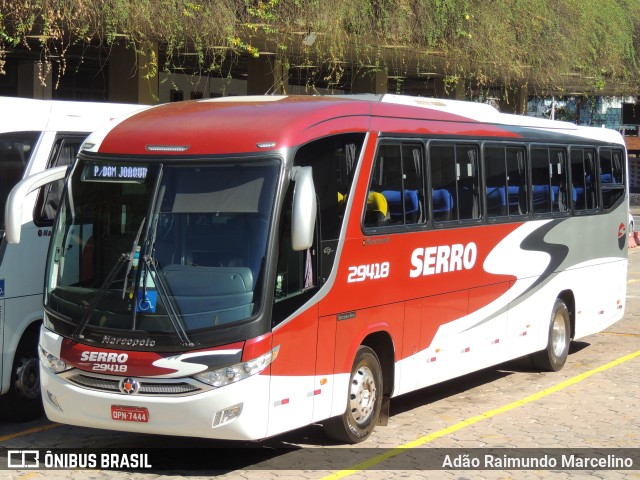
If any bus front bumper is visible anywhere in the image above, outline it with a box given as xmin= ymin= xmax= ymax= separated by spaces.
xmin=40 ymin=365 xmax=271 ymax=440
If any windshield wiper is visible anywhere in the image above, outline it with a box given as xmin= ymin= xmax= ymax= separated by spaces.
xmin=122 ymin=216 xmax=146 ymax=299
xmin=73 ymin=252 xmax=129 ymax=340
xmin=74 ymin=217 xmax=147 ymax=339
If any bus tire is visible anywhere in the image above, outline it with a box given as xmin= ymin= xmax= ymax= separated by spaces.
xmin=531 ymin=298 xmax=571 ymax=372
xmin=0 ymin=332 xmax=43 ymax=421
xmin=323 ymin=346 xmax=383 ymax=444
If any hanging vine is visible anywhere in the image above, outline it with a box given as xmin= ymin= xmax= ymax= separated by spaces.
xmin=0 ymin=0 xmax=639 ymax=96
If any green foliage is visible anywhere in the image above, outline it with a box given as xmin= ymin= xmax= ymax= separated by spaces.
xmin=0 ymin=0 xmax=639 ymax=95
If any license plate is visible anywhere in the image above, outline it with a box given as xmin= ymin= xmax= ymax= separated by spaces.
xmin=111 ymin=405 xmax=149 ymax=423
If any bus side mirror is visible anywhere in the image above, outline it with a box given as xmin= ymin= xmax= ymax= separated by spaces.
xmin=5 ymin=165 xmax=69 ymax=244
xmin=291 ymin=166 xmax=317 ymax=251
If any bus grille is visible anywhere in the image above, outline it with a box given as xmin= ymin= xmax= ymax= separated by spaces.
xmin=65 ymin=373 xmax=203 ymax=396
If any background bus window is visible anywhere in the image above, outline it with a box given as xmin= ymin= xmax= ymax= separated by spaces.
xmin=600 ymin=148 xmax=625 ymax=210
xmin=485 ymin=145 xmax=528 ymax=219
xmin=35 ymin=135 xmax=86 ymax=225
xmin=364 ymin=142 xmax=425 ymax=228
xmin=531 ymin=147 xmax=569 ymax=214
xmin=570 ymin=148 xmax=598 ymax=211
xmin=0 ymin=131 xmax=39 ymax=231
xmin=430 ymin=143 xmax=480 ymax=222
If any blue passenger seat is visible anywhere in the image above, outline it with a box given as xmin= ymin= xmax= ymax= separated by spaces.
xmin=382 ymin=189 xmax=420 ymax=223
xmin=486 ymin=186 xmax=506 ymax=216
xmin=432 ymin=188 xmax=453 ymax=221
xmin=532 ymin=185 xmax=553 ymax=211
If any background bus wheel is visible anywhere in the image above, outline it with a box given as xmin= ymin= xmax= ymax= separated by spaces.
xmin=0 ymin=333 xmax=43 ymax=421
xmin=324 ymin=346 xmax=383 ymax=444
xmin=531 ymin=299 xmax=571 ymax=372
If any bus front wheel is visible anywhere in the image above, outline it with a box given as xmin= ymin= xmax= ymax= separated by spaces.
xmin=531 ymin=298 xmax=571 ymax=372
xmin=323 ymin=346 xmax=383 ymax=443
xmin=0 ymin=332 xmax=43 ymax=421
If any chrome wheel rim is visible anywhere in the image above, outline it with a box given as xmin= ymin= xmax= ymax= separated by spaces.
xmin=349 ymin=365 xmax=377 ymax=426
xmin=551 ymin=312 xmax=568 ymax=358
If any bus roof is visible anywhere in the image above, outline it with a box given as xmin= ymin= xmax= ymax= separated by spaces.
xmin=0 ymin=97 xmax=147 ymax=134
xmin=86 ymin=95 xmax=625 ymax=156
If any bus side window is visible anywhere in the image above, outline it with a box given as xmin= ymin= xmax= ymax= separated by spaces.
xmin=485 ymin=146 xmax=508 ymax=218
xmin=531 ymin=146 xmax=569 ymax=215
xmin=364 ymin=142 xmax=425 ymax=229
xmin=550 ymin=148 xmax=569 ymax=213
xmin=0 ymin=132 xmax=39 ymax=231
xmin=34 ymin=135 xmax=86 ymax=226
xmin=584 ymin=149 xmax=598 ymax=209
xmin=531 ymin=147 xmax=552 ymax=214
xmin=571 ymin=148 xmax=598 ymax=211
xmin=430 ymin=143 xmax=479 ymax=222
xmin=600 ymin=148 xmax=625 ymax=210
xmin=402 ymin=144 xmax=426 ymax=224
xmin=456 ymin=145 xmax=480 ymax=220
xmin=507 ymin=147 xmax=528 ymax=215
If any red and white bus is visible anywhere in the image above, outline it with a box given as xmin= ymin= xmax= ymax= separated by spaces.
xmin=7 ymin=94 xmax=628 ymax=442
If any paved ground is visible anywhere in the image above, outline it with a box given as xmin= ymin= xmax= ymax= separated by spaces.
xmin=1 ymin=250 xmax=640 ymax=479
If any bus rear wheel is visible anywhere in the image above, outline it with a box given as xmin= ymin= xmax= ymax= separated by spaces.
xmin=324 ymin=346 xmax=383 ymax=444
xmin=531 ymin=298 xmax=571 ymax=372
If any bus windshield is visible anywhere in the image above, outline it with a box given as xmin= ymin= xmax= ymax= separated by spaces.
xmin=45 ymin=157 xmax=280 ymax=345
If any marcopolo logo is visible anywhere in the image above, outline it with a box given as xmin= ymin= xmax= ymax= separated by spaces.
xmin=101 ymin=335 xmax=156 ymax=347
xmin=409 ymin=242 xmax=478 ymax=278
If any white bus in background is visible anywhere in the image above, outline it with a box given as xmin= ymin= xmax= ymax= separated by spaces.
xmin=0 ymin=97 xmax=147 ymax=420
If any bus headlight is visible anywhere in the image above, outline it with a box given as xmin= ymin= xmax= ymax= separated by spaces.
xmin=193 ymin=345 xmax=279 ymax=388
xmin=39 ymin=346 xmax=72 ymax=373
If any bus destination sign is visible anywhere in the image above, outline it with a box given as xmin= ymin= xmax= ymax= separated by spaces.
xmin=83 ymin=164 xmax=149 ymax=182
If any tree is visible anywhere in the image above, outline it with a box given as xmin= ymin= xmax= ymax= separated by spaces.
xmin=1 ymin=0 xmax=639 ymax=96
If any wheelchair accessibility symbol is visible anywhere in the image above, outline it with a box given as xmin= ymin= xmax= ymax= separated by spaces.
xmin=0 ymin=278 xmax=4 ymax=297
xmin=136 ymin=290 xmax=157 ymax=313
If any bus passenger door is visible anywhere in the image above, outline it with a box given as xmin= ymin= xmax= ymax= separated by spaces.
xmin=267 ymin=180 xmax=320 ymax=437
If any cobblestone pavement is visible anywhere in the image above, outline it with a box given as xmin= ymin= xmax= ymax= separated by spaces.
xmin=2 ymin=251 xmax=640 ymax=479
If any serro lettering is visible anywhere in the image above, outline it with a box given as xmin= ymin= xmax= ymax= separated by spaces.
xmin=409 ymin=242 xmax=478 ymax=277
xmin=80 ymin=351 xmax=129 ymax=363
